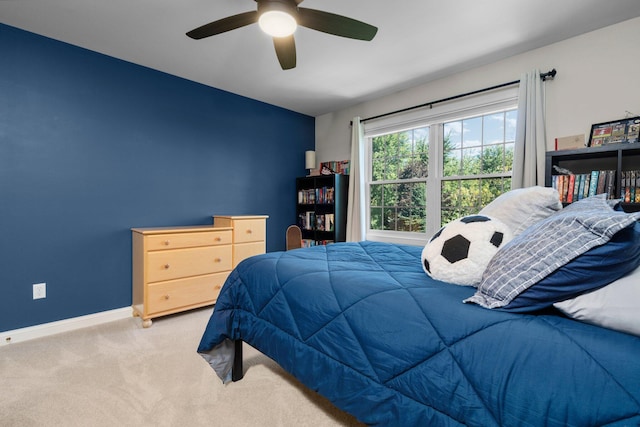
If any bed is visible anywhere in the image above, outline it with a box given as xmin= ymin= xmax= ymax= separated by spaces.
xmin=198 ymin=192 xmax=640 ymax=426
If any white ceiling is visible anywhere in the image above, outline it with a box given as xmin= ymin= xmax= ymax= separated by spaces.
xmin=2 ymin=0 xmax=640 ymax=117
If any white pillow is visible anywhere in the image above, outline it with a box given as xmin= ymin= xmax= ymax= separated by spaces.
xmin=479 ymin=186 xmax=562 ymax=236
xmin=553 ymin=265 xmax=640 ymax=337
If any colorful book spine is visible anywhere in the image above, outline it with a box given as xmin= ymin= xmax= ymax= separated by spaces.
xmin=588 ymin=170 xmax=599 ymax=196
xmin=567 ymin=174 xmax=575 ymax=203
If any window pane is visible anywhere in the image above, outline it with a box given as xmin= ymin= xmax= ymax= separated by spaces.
xmin=410 ymin=182 xmax=426 ymax=207
xmin=445 ymin=121 xmax=462 ymax=149
xmin=462 ymin=147 xmax=481 ymax=175
xmin=398 ymin=131 xmax=412 ymax=158
xmin=403 ymin=158 xmax=428 ymax=179
xmin=370 ymin=207 xmax=382 ymax=230
xmin=409 ymin=206 xmax=426 ymax=233
xmin=372 ymin=158 xmax=385 ymax=181
xmin=397 ymin=157 xmax=411 ymax=179
xmin=505 ymin=110 xmax=517 ymax=142
xmin=442 ymin=179 xmax=482 ymax=219
xmin=483 ymin=112 xmax=505 ymax=145
xmin=372 ymin=137 xmax=386 ymax=159
xmin=397 ymin=206 xmax=412 ymax=231
xmin=383 ymin=208 xmax=397 ymax=231
xmin=481 ymin=145 xmax=505 ymax=174
xmin=505 ymin=143 xmax=514 ymax=172
xmin=414 ymin=135 xmax=429 ymax=178
xmin=383 ymin=183 xmax=398 ymax=206
xmin=443 ymin=147 xmax=461 ymax=177
xmin=463 ymin=117 xmax=482 ymax=147
xmin=370 ymin=184 xmax=382 ymax=206
xmin=481 ymin=178 xmax=508 ymax=204
xmin=441 ymin=180 xmax=460 ymax=208
xmin=414 ymin=127 xmax=429 ymax=148
xmin=460 ymin=179 xmax=481 ymax=210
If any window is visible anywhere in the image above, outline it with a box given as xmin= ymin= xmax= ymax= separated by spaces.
xmin=369 ymin=127 xmax=429 ymax=233
xmin=364 ymin=91 xmax=518 ymax=245
xmin=441 ymin=110 xmax=516 ymax=224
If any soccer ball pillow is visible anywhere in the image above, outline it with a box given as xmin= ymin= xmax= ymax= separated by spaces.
xmin=422 ymin=215 xmax=513 ymax=286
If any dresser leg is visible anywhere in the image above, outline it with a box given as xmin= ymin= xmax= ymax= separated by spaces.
xmin=142 ymin=319 xmax=152 ymax=328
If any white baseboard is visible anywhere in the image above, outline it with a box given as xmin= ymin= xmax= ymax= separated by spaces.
xmin=1 ymin=307 xmax=132 ymax=346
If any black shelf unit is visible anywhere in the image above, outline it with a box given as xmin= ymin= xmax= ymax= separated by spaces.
xmin=545 ymin=143 xmax=640 ymax=212
xmin=296 ymin=174 xmax=349 ymax=245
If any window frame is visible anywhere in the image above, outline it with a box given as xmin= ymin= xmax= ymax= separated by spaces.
xmin=363 ymin=87 xmax=519 ymax=246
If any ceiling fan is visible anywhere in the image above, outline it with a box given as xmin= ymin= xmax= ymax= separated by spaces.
xmin=186 ymin=0 xmax=378 ymax=70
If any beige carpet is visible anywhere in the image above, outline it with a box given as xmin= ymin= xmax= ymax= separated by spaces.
xmin=0 ymin=308 xmax=364 ymax=426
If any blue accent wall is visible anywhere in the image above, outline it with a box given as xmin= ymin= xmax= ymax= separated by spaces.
xmin=0 ymin=23 xmax=315 ymax=332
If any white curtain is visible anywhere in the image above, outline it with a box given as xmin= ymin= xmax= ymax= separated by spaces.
xmin=512 ymin=69 xmax=547 ymax=189
xmin=346 ymin=117 xmax=366 ymax=242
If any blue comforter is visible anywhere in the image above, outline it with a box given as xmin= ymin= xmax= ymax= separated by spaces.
xmin=198 ymin=241 xmax=640 ymax=426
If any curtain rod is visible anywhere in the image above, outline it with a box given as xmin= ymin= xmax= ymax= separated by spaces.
xmin=357 ymin=68 xmax=557 ymax=124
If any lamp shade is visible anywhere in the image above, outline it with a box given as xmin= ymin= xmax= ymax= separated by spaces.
xmin=305 ymin=150 xmax=316 ymax=169
xmin=258 ymin=11 xmax=297 ymax=37
xmin=257 ymin=0 xmax=298 ymax=38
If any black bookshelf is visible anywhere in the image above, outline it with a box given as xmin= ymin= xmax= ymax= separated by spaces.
xmin=545 ymin=144 xmax=640 ymax=212
xmin=296 ymin=174 xmax=349 ymax=246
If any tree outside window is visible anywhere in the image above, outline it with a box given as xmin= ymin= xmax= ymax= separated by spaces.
xmin=370 ymin=127 xmax=428 ymax=232
xmin=368 ymin=108 xmax=516 ymax=236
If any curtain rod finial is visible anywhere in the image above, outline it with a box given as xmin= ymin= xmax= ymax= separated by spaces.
xmin=541 ymin=68 xmax=557 ymax=81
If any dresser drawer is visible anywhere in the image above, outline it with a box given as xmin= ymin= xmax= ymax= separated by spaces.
xmin=233 ymin=241 xmax=266 ymax=267
xmin=233 ymin=219 xmax=266 ymax=243
xmin=146 ymin=272 xmax=227 ymax=314
xmin=147 ymin=245 xmax=232 ymax=283
xmin=146 ymin=230 xmax=232 ymax=251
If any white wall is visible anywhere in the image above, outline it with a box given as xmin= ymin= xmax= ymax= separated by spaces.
xmin=316 ymin=17 xmax=640 ymax=163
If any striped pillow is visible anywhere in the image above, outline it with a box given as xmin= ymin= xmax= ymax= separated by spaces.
xmin=465 ymin=195 xmax=640 ymax=310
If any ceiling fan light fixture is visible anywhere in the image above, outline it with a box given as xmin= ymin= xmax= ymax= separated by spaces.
xmin=259 ymin=10 xmax=297 ymax=37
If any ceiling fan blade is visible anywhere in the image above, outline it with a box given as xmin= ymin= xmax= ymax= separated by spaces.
xmin=186 ymin=11 xmax=258 ymax=39
xmin=297 ymin=8 xmax=377 ymax=41
xmin=273 ymin=35 xmax=296 ymax=70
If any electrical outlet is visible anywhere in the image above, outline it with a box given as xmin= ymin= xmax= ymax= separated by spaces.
xmin=33 ymin=282 xmax=46 ymax=300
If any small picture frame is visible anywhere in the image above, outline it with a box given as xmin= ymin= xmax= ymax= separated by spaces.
xmin=588 ymin=116 xmax=640 ymax=147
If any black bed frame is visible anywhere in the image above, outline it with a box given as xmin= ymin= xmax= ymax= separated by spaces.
xmin=232 ymin=340 xmax=244 ymax=381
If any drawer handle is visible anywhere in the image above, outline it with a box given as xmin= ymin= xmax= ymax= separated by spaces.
xmin=246 ymin=229 xmax=252 ymax=234
xmin=163 ymin=240 xmax=170 ymax=246
xmin=163 ymin=294 xmax=170 ymax=300
xmin=164 ymin=264 xmax=170 ymax=269
xmin=214 ymin=237 xmax=222 ymax=242
xmin=214 ymin=258 xmax=222 ymax=263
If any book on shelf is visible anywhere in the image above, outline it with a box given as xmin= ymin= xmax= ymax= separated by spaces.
xmin=319 ymin=160 xmax=350 ymax=175
xmin=588 ymin=170 xmax=599 ymax=197
xmin=298 ymin=211 xmax=316 ymax=230
xmin=301 ymin=239 xmax=335 ymax=248
xmin=620 ymin=170 xmax=640 ymax=203
xmin=298 ymin=212 xmax=335 ymax=232
xmin=298 ymin=189 xmax=315 ymax=204
xmin=297 ymin=186 xmax=335 ymax=204
xmin=326 ymin=213 xmax=334 ymax=232
xmin=566 ymin=174 xmax=575 ymax=203
xmin=552 ymin=169 xmax=617 ymax=203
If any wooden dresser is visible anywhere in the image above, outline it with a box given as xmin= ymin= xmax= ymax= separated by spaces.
xmin=213 ymin=215 xmax=269 ymax=268
xmin=131 ymin=225 xmax=233 ymax=328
